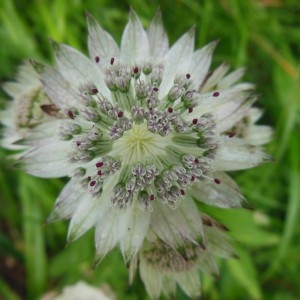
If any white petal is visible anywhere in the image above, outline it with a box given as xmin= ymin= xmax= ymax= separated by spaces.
xmin=159 ymin=28 xmax=195 ymax=98
xmin=189 ymin=41 xmax=217 ymax=89
xmin=21 ymin=138 xmax=73 ymax=177
xmin=162 ymin=276 xmax=176 ymax=297
xmin=52 ymin=41 xmax=110 ymax=96
xmin=200 ymin=63 xmax=229 ymax=92
xmin=31 ymin=60 xmax=79 ymax=107
xmin=217 ymin=67 xmax=246 ymax=89
xmin=93 ymin=209 xmax=120 ymax=266
xmin=206 ymin=227 xmax=236 ymax=258
xmin=20 ymin=120 xmax=62 ymax=146
xmin=147 ymin=10 xmax=169 ymax=57
xmin=121 ymin=9 xmax=149 ymax=63
xmin=248 ymin=107 xmax=264 ymax=123
xmin=87 ymin=12 xmax=120 ymax=65
xmin=3 ymin=62 xmax=39 ymax=97
xmin=215 ymin=138 xmax=273 ymax=171
xmin=139 ymin=257 xmax=163 ymax=299
xmin=198 ymin=252 xmax=219 ymax=276
xmin=216 ymin=97 xmax=256 ymax=132
xmin=119 ymin=198 xmax=151 ymax=262
xmin=189 ymin=88 xmax=252 ymax=123
xmin=128 ymin=256 xmax=138 ymax=284
xmin=151 ymin=198 xmax=204 ymax=246
xmin=47 ymin=179 xmax=84 ymax=222
xmin=67 ymin=173 xmax=118 ymax=242
xmin=190 ymin=172 xmax=248 ymax=208
xmin=245 ymin=125 xmax=273 ymax=146
xmin=175 ymin=269 xmax=201 ymax=298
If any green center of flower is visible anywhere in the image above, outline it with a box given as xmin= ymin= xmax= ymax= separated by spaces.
xmin=112 ymin=122 xmax=169 ymax=164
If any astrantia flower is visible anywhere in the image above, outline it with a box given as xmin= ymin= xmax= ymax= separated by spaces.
xmin=129 ymin=215 xmax=235 ymax=299
xmin=2 ymin=10 xmax=272 ymax=267
xmin=42 ymin=281 xmax=112 ymax=300
xmin=1 ymin=62 xmax=51 ymax=150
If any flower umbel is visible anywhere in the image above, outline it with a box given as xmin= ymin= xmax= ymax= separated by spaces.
xmin=130 ymin=215 xmax=235 ymax=299
xmin=1 ymin=9 xmax=272 ymax=299
xmin=0 ymin=62 xmax=52 ymax=150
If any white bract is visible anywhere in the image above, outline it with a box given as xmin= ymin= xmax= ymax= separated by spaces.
xmin=2 ymin=9 xmax=272 ymax=288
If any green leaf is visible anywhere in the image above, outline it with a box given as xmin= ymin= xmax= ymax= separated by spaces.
xmin=227 ymin=246 xmax=262 ymax=300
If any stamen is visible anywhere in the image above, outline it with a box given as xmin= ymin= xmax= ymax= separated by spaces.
xmin=214 ymin=178 xmax=221 ymax=184
xmin=96 ymin=161 xmax=103 ymax=168
xmin=95 ymin=56 xmax=100 ymax=63
xmin=133 ymin=66 xmax=139 ymax=74
xmin=110 ymin=57 xmax=115 ymax=65
xmin=67 ymin=110 xmax=74 ymax=119
xmin=90 ymin=88 xmax=98 ymax=94
xmin=213 ymin=91 xmax=220 ymax=97
xmin=90 ymin=180 xmax=96 ymax=187
xmin=149 ymin=194 xmax=155 ymax=201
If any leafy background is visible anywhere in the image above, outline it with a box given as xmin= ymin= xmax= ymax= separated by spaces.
xmin=0 ymin=0 xmax=299 ymax=299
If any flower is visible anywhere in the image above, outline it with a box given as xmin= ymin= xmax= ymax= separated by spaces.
xmin=129 ymin=215 xmax=235 ymax=299
xmin=2 ymin=9 xmax=272 ymax=267
xmin=1 ymin=62 xmax=52 ymax=150
xmin=41 ymin=281 xmax=114 ymax=300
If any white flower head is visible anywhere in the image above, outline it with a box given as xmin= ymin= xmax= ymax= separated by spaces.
xmin=42 ymin=281 xmax=113 ymax=300
xmin=2 ymin=10 xmax=272 ymax=267
xmin=1 ymin=62 xmax=52 ymax=150
xmin=130 ymin=215 xmax=236 ymax=299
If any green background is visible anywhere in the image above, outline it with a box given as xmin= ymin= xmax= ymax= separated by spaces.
xmin=0 ymin=0 xmax=299 ymax=299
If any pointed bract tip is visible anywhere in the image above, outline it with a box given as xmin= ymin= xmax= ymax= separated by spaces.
xmin=242 ymin=200 xmax=254 ymax=210
xmin=264 ymin=154 xmax=275 ymax=163
xmin=93 ymin=254 xmax=105 ymax=269
xmin=44 ymin=217 xmax=52 ymax=225
xmin=129 ymin=7 xmax=139 ymax=22
xmin=65 ymin=240 xmax=71 ymax=248
xmin=155 ymin=6 xmax=162 ymax=15
xmin=126 ymin=260 xmax=131 ymax=269
xmin=208 ymin=39 xmax=220 ymax=52
xmin=188 ymin=25 xmax=196 ymax=37
xmin=151 ymin=7 xmax=163 ymax=25
xmin=122 ymin=253 xmax=134 ymax=267
xmin=86 ymin=11 xmax=97 ymax=27
xmin=232 ymin=253 xmax=240 ymax=259
xmin=66 ymin=233 xmax=76 ymax=245
xmin=212 ymin=271 xmax=220 ymax=280
xmin=29 ymin=59 xmax=45 ymax=74
xmin=92 ymin=261 xmax=98 ymax=270
xmin=45 ymin=211 xmax=59 ymax=224
xmin=49 ymin=38 xmax=60 ymax=51
xmin=214 ymin=38 xmax=221 ymax=45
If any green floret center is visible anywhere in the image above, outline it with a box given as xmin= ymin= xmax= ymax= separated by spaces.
xmin=111 ymin=122 xmax=170 ymax=165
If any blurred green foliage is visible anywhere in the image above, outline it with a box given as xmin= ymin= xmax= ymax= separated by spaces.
xmin=0 ymin=0 xmax=299 ymax=299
